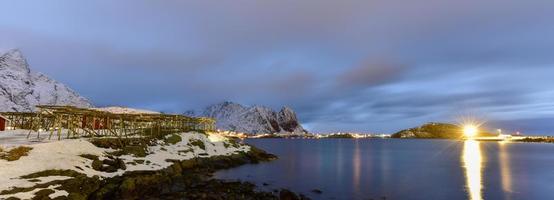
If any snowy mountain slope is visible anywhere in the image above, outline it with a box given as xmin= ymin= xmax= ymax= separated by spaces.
xmin=0 ymin=49 xmax=93 ymax=111
xmin=193 ymin=101 xmax=307 ymax=134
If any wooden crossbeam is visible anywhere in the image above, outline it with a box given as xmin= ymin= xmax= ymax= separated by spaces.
xmin=1 ymin=105 xmax=216 ymax=141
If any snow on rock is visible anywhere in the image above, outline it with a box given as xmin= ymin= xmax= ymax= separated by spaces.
xmin=0 ymin=139 xmax=107 ymax=192
xmin=0 ymin=184 xmax=67 ymax=200
xmin=92 ymin=106 xmax=160 ymax=114
xmin=0 ymin=131 xmax=250 ymax=199
xmin=120 ymin=132 xmax=249 ymax=171
xmin=195 ymin=101 xmax=307 ymax=135
xmin=0 ymin=49 xmax=93 ymax=112
xmin=49 ymin=187 xmax=70 ymax=199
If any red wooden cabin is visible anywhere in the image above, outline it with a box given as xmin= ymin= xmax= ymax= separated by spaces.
xmin=0 ymin=115 xmax=8 ymax=131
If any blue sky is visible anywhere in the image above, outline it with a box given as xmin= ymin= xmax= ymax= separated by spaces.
xmin=1 ymin=0 xmax=554 ymax=134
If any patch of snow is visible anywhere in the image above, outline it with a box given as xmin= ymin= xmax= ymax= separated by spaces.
xmin=49 ymin=188 xmax=69 ymax=198
xmin=0 ymin=184 xmax=65 ymax=200
xmin=91 ymin=106 xmax=160 ymax=114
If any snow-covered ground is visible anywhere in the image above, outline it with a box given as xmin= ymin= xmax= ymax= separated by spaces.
xmin=0 ymin=130 xmax=249 ymax=199
xmin=0 ymin=130 xmax=63 ymax=147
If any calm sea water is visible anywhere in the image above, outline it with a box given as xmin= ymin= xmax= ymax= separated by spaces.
xmin=215 ymin=138 xmax=554 ymax=200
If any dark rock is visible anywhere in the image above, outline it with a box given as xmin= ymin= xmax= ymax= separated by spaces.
xmin=164 ymin=134 xmax=182 ymax=145
xmin=180 ymin=159 xmax=197 ymax=169
xmin=118 ymin=159 xmax=127 ymax=170
xmin=280 ymin=189 xmax=300 ymax=200
xmin=189 ymin=139 xmax=205 ymax=150
xmin=103 ymin=165 xmax=118 ymax=173
xmin=90 ymin=157 xmax=126 ymax=173
xmin=299 ymin=194 xmax=311 ymax=200
xmin=79 ymin=154 xmax=99 ymax=160
xmin=278 ymin=107 xmax=302 ymax=132
xmin=32 ymin=189 xmax=54 ymax=200
xmin=311 ymin=189 xmax=323 ymax=194
xmin=91 ymin=159 xmax=103 ymax=171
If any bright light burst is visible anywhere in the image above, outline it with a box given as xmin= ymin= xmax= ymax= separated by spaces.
xmin=457 ymin=115 xmax=486 ymax=139
xmin=464 ymin=125 xmax=479 ymax=137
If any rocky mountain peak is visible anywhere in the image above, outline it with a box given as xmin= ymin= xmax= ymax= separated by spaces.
xmin=2 ymin=49 xmax=24 ymax=59
xmin=279 ymin=106 xmax=296 ymax=118
xmin=277 ymin=106 xmax=301 ymax=132
xmin=197 ymin=101 xmax=307 ymax=135
xmin=0 ymin=49 xmax=30 ymax=73
xmin=281 ymin=106 xmax=294 ymax=112
xmin=0 ymin=49 xmax=93 ymax=112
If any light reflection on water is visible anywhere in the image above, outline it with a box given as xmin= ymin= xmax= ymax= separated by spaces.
xmin=499 ymin=142 xmax=513 ymax=200
xmin=216 ymin=139 xmax=554 ymax=200
xmin=352 ymin=140 xmax=361 ymax=194
xmin=462 ymin=140 xmax=515 ymax=200
xmin=462 ymin=140 xmax=483 ymax=200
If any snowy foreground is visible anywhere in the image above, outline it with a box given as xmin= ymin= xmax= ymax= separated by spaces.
xmin=0 ymin=131 xmax=250 ymax=199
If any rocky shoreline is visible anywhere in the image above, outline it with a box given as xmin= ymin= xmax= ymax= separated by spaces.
xmin=1 ymin=142 xmax=309 ymax=200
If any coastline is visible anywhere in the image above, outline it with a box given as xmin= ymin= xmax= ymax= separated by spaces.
xmin=2 ymin=131 xmax=551 ymax=200
xmin=243 ymin=135 xmax=554 ymax=145
xmin=0 ymin=131 xmax=308 ymax=200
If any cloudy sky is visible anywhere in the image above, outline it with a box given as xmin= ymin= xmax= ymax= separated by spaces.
xmin=1 ymin=0 xmax=554 ymax=134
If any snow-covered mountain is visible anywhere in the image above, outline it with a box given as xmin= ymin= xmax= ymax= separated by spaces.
xmin=0 ymin=49 xmax=93 ymax=112
xmin=190 ymin=101 xmax=307 ymax=135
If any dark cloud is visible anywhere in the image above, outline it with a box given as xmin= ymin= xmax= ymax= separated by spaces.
xmin=337 ymin=61 xmax=406 ymax=89
xmin=1 ymin=0 xmax=554 ymax=134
